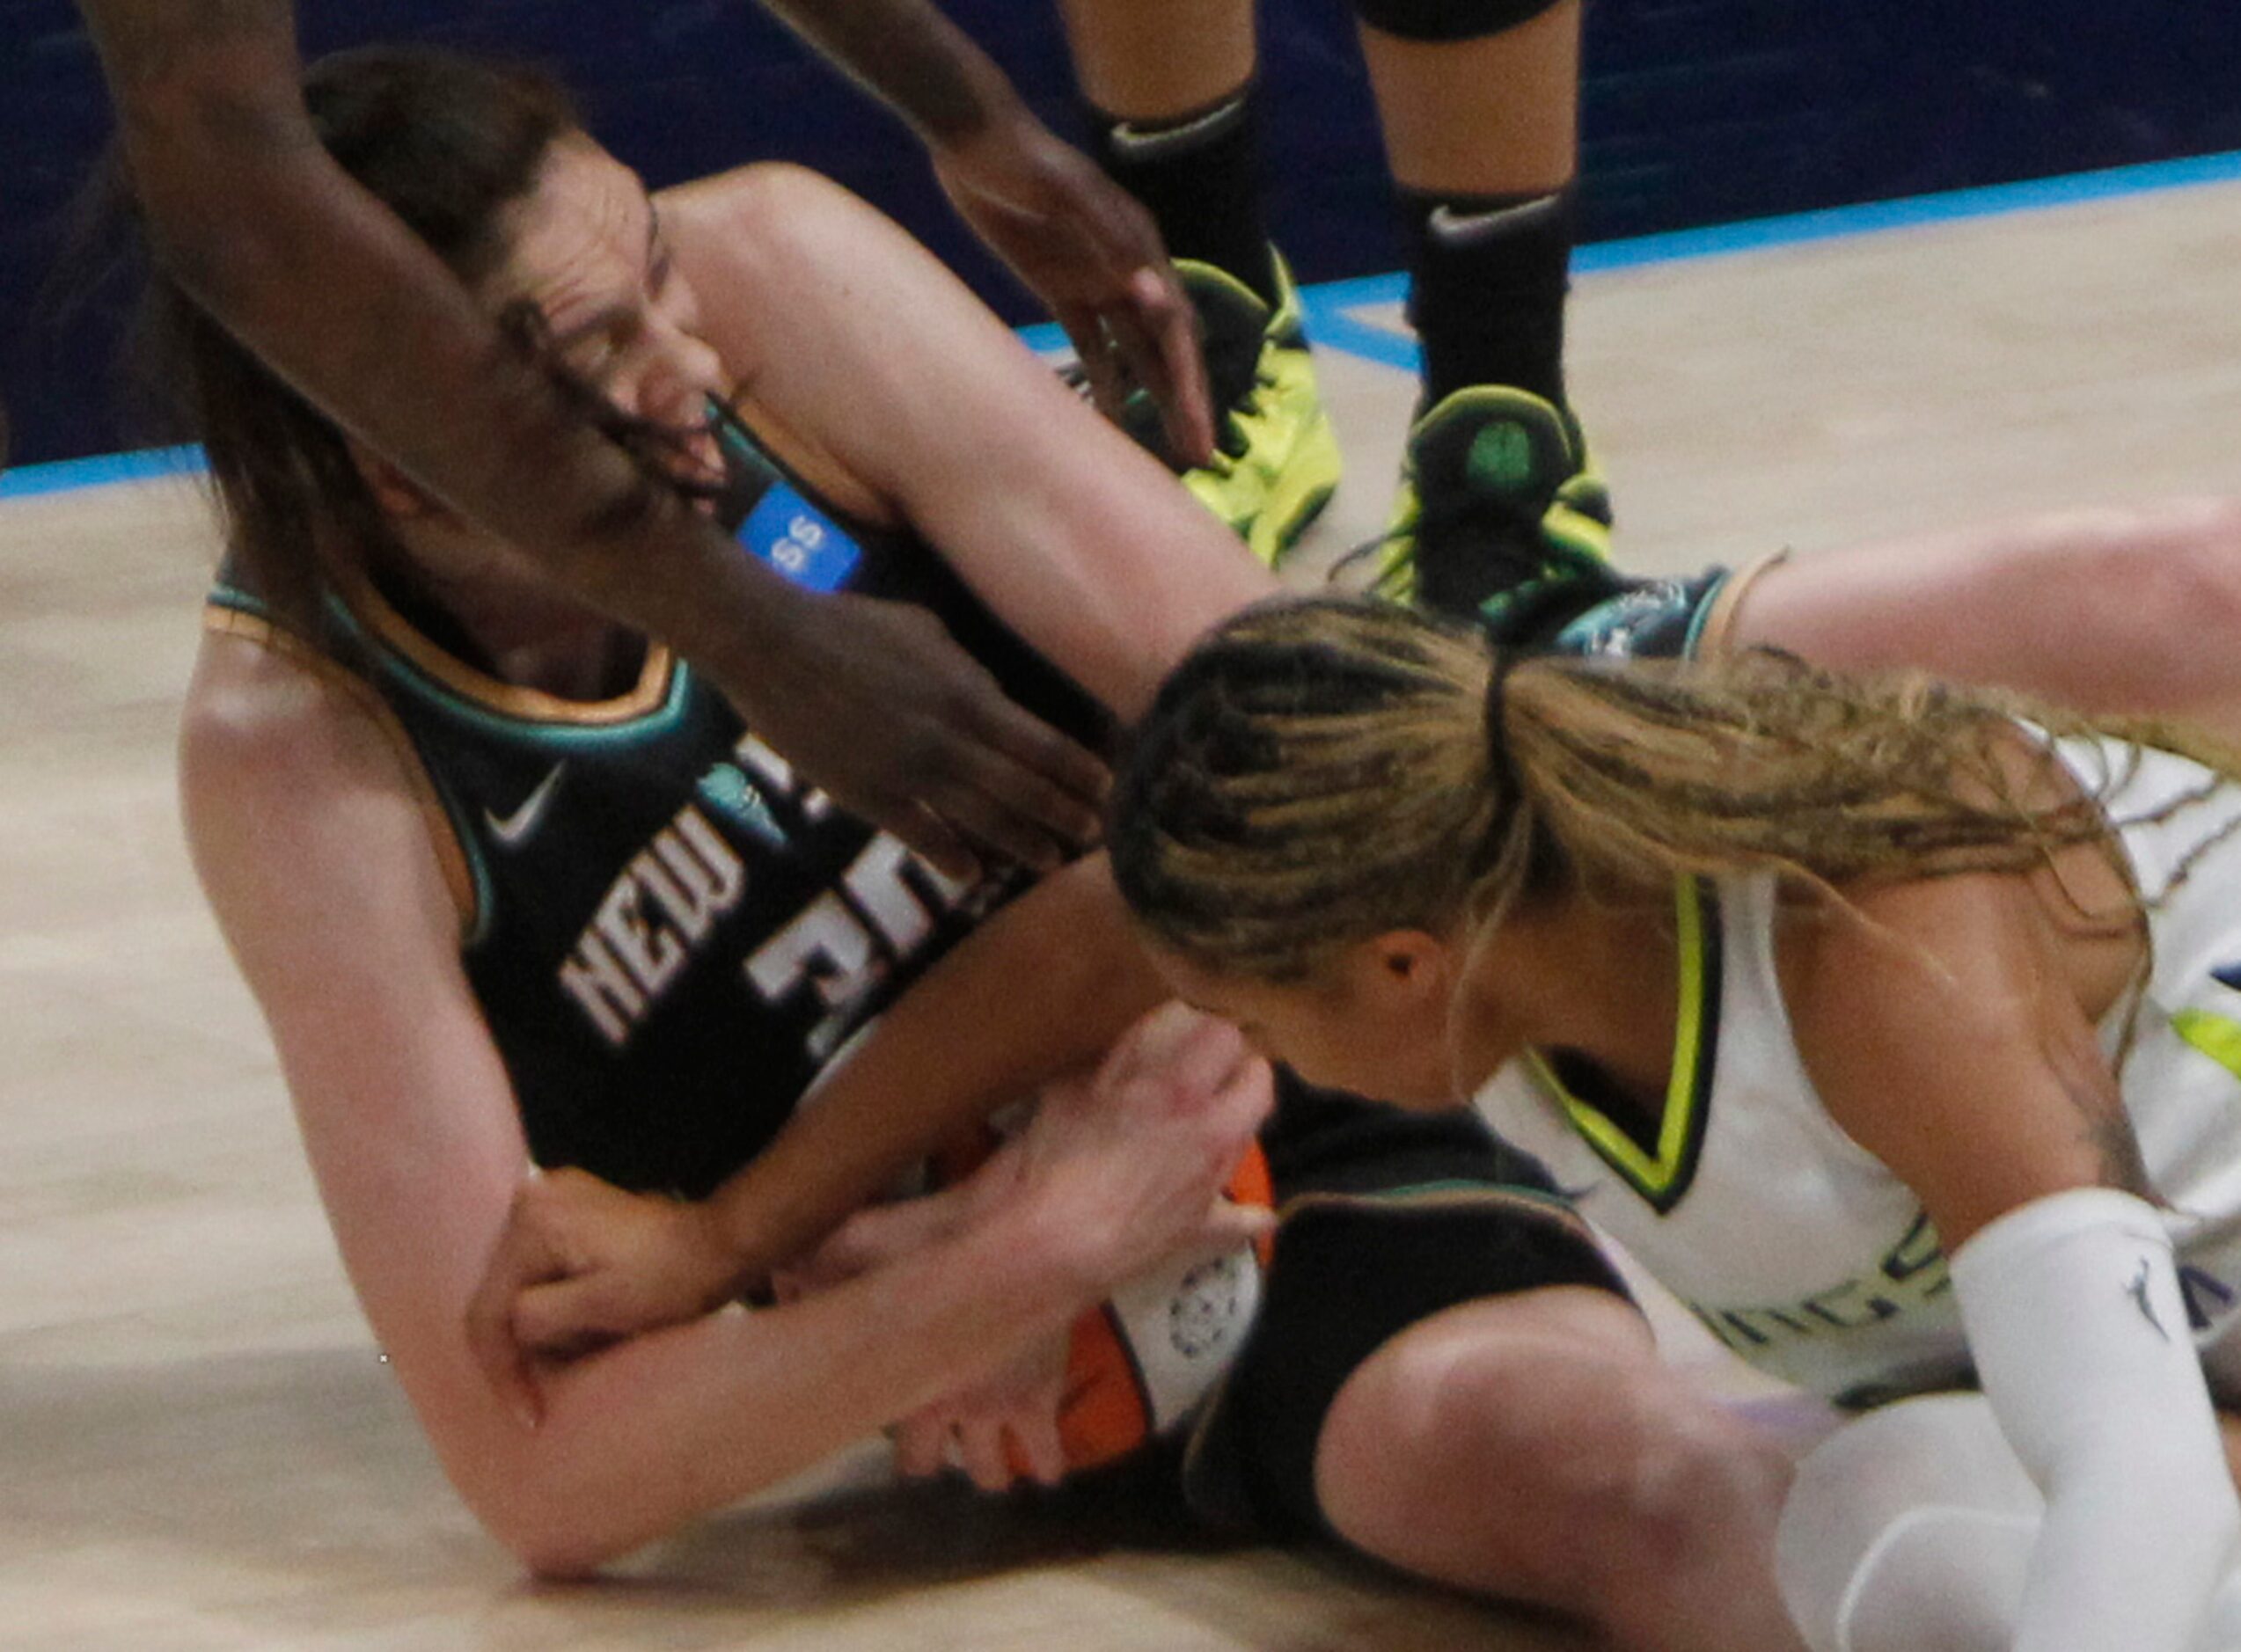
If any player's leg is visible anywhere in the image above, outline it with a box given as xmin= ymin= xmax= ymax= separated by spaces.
xmin=1722 ymin=496 xmax=2241 ymax=743
xmin=1186 ymin=1077 xmax=1813 ymax=1648
xmin=1347 ymin=0 xmax=1611 ymax=620
xmin=1320 ymin=1289 xmax=1810 ymax=1652
xmin=1058 ymin=0 xmax=1264 ymax=297
xmin=1057 ymin=0 xmax=1339 ymax=565
xmin=1361 ymin=0 xmax=1578 ymax=413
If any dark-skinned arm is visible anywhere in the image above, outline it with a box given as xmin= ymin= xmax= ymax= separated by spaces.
xmin=751 ymin=0 xmax=1212 ymax=463
xmin=74 ymin=0 xmax=1106 ymax=878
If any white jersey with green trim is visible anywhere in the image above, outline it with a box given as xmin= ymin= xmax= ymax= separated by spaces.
xmin=1475 ymin=734 xmax=2241 ymax=1407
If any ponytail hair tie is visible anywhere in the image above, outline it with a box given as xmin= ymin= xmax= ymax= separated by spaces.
xmin=1466 ymin=640 xmax=1535 ymax=883
xmin=1482 ymin=645 xmax=1529 ymax=802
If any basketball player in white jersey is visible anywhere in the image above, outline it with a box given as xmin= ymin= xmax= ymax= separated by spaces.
xmin=173 ymin=48 xmax=1821 ymax=1648
xmin=166 ymin=36 xmax=2241 ymax=1650
xmin=1109 ymin=592 xmax=2241 ymax=1652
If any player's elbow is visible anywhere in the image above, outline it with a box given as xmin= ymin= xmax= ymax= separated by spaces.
xmin=106 ymin=36 xmax=306 ymax=160
xmin=493 ymin=1514 xmax=622 ymax=1583
xmin=427 ymin=1415 xmax=674 ymax=1580
xmin=465 ymin=1477 xmax=647 ymax=1582
xmin=447 ymin=1419 xmax=785 ymax=1582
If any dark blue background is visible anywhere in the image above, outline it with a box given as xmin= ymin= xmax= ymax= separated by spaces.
xmin=4 ymin=0 xmax=2238 ymax=467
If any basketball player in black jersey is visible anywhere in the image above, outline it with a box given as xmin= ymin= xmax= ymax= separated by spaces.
xmin=174 ymin=44 xmax=2241 ymax=1652
xmin=76 ymin=0 xmax=1209 ymax=885
xmin=165 ymin=48 xmax=1824 ymax=1646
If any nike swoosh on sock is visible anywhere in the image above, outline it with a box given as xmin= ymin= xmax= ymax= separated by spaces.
xmin=1425 ymin=194 xmax=1565 ymax=245
xmin=1107 ymin=96 xmax=1249 ymax=161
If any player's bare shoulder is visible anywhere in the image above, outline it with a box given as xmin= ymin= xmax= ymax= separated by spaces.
xmin=661 ymin=163 xmax=868 ymax=297
xmin=180 ymin=620 xmax=421 ymax=854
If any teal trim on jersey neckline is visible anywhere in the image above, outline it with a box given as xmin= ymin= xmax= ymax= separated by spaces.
xmin=207 ymin=577 xmax=700 ymax=947
xmin=383 ymin=649 xmax=696 ymax=747
xmin=211 ymin=577 xmax=698 ymax=743
xmin=1680 ymin=568 xmax=1730 ymax=659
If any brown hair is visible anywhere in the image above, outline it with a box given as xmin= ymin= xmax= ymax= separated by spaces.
xmin=1109 ymin=594 xmax=2234 ymax=983
xmin=136 ymin=46 xmax=586 ymax=627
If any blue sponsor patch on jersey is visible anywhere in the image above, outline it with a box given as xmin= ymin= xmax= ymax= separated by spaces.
xmin=736 ymin=480 xmax=862 ymax=594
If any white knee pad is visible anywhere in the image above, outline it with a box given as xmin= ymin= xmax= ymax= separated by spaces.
xmin=1776 ymin=1393 xmax=2241 ymax=1652
xmin=1775 ymin=1395 xmax=2038 ymax=1652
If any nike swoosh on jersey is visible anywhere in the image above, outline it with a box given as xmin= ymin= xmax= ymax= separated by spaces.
xmin=485 ymin=764 xmax=567 ymax=848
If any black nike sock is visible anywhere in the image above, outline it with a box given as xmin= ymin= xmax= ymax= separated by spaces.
xmin=1084 ymin=87 xmax=1280 ymax=308
xmin=1400 ymin=184 xmax=1575 ymax=410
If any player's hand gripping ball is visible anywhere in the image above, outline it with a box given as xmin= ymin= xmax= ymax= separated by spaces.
xmin=927 ymin=1129 xmax=1276 ymax=1475
xmin=1051 ymin=1144 xmax=1274 ymax=1470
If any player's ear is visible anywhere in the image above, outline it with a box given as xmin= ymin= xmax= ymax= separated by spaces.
xmin=1343 ymin=929 xmax=1453 ymax=1015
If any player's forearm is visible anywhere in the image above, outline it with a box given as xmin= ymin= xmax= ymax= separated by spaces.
xmin=184 ymin=169 xmax=809 ymax=677
xmin=465 ymin=1196 xmax=1095 ymax=1575
xmin=2019 ymin=1466 xmax=2237 ymax=1652
xmin=706 ymin=854 xmax=1167 ymax=1284
xmin=1953 ymin=1190 xmax=2241 ymax=1651
xmin=751 ymin=0 xmax=1026 ymax=149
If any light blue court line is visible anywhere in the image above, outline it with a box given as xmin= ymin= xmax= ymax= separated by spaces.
xmin=0 ymin=443 xmax=205 ymax=501
xmin=1296 ymin=145 xmax=2241 ymax=374
xmin=1018 ymin=296 xmax=1417 ymax=369
xmin=1579 ymin=145 xmax=2241 ymax=272
xmin=1297 ymin=289 xmax=1415 ymax=371
xmin=12 ymin=145 xmax=2241 ymax=500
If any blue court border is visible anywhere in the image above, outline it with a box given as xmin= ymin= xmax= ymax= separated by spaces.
xmin=0 ymin=442 xmax=208 ymax=501
xmin=1289 ymin=146 xmax=2241 ymax=373
xmin=11 ymin=145 xmax=2241 ymax=501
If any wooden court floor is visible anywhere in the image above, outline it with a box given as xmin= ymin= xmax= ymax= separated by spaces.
xmin=2 ymin=175 xmax=2237 ymax=1650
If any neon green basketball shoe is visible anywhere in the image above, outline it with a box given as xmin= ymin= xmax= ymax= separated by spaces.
xmin=1344 ymin=385 xmax=1614 ymax=624
xmin=1166 ymin=252 xmax=1342 ymax=567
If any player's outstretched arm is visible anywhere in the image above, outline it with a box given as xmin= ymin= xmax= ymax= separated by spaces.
xmin=665 ymin=165 xmax=1273 ymax=722
xmin=465 ymin=853 xmax=1178 ymax=1406
xmin=1790 ymin=869 xmax=2241 ymax=1652
xmin=752 ymin=0 xmax=1213 ymax=463
xmin=1728 ymin=496 xmax=2241 ymax=746
xmin=76 ymin=0 xmax=1108 ymax=880
xmin=182 ymin=636 xmax=1259 ymax=1575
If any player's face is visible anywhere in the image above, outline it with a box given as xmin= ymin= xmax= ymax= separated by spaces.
xmin=1150 ymin=938 xmax=1462 ymax=1107
xmin=480 ymin=138 xmax=729 ymax=484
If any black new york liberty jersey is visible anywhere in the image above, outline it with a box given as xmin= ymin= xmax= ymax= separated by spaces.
xmin=207 ymin=409 xmax=1108 ymax=1197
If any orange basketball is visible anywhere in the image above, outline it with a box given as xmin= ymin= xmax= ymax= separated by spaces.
xmin=1051 ymin=1144 xmax=1275 ymax=1472
xmin=931 ymin=1127 xmax=1275 ymax=1475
